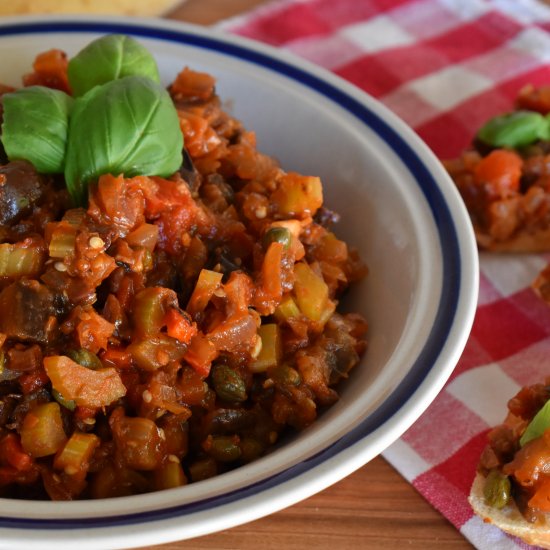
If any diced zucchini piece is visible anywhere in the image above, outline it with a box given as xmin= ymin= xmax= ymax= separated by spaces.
xmin=20 ymin=402 xmax=67 ymax=458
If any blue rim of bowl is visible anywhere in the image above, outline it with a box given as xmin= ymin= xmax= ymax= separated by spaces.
xmin=0 ymin=20 xmax=463 ymax=530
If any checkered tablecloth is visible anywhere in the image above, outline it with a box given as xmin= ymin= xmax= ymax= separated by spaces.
xmin=219 ymin=1 xmax=550 ymax=548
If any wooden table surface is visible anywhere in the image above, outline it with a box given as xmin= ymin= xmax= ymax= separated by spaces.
xmin=146 ymin=1 xmax=474 ymax=548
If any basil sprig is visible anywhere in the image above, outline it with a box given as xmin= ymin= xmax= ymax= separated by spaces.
xmin=0 ymin=35 xmax=183 ymax=206
xmin=65 ymin=76 xmax=182 ymax=206
xmin=477 ymin=110 xmax=550 ymax=148
xmin=519 ymin=399 xmax=550 ymax=447
xmin=68 ymin=34 xmax=160 ymax=97
xmin=2 ymin=86 xmax=73 ymax=173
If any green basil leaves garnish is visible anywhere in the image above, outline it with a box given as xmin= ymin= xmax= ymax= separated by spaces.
xmin=0 ymin=35 xmax=183 ymax=206
xmin=65 ymin=76 xmax=182 ymax=205
xmin=477 ymin=110 xmax=550 ymax=148
xmin=519 ymin=399 xmax=550 ymax=447
xmin=68 ymin=34 xmax=160 ymax=97
xmin=1 ymin=86 xmax=73 ymax=173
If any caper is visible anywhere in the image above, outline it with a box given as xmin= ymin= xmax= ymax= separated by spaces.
xmin=483 ymin=469 xmax=511 ymax=509
xmin=206 ymin=435 xmax=242 ymax=462
xmin=262 ymin=227 xmax=291 ymax=250
xmin=52 ymin=388 xmax=76 ymax=411
xmin=67 ymin=348 xmax=103 ymax=370
xmin=271 ymin=364 xmax=301 ymax=386
xmin=212 ymin=365 xmax=247 ymax=403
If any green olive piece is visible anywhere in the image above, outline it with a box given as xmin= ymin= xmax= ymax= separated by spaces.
xmin=262 ymin=227 xmax=291 ymax=250
xmin=212 ymin=365 xmax=247 ymax=403
xmin=67 ymin=348 xmax=103 ymax=370
xmin=483 ymin=469 xmax=511 ymax=509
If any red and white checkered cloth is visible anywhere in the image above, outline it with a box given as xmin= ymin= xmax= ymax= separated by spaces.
xmin=218 ymin=0 xmax=550 ymax=548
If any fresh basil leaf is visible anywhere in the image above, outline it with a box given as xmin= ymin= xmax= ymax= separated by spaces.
xmin=477 ymin=110 xmax=549 ymax=148
xmin=64 ymin=75 xmax=183 ymax=205
xmin=1 ymin=86 xmax=73 ymax=173
xmin=68 ymin=34 xmax=160 ymax=97
xmin=520 ymin=399 xmax=550 ymax=447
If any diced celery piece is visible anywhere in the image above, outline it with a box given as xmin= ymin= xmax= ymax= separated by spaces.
xmin=132 ymin=287 xmax=176 ymax=338
xmin=293 ymin=262 xmax=329 ymax=322
xmin=49 ymin=224 xmax=76 ymax=258
xmin=250 ymin=324 xmax=281 ymax=373
xmin=54 ymin=432 xmax=100 ymax=474
xmin=274 ymin=295 xmax=301 ymax=323
xmin=0 ymin=243 xmax=45 ymax=278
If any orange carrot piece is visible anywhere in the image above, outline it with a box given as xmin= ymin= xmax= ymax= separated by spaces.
xmin=164 ymin=308 xmax=197 ymax=344
xmin=474 ymin=149 xmax=523 ymax=198
xmin=262 ymin=242 xmax=284 ymax=300
xmin=183 ymin=333 xmax=217 ymax=377
xmin=171 ymin=67 xmax=216 ymax=101
xmin=0 ymin=434 xmax=33 ymax=472
xmin=23 ymin=49 xmax=70 ymax=93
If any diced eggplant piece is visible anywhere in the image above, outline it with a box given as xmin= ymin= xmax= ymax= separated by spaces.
xmin=0 ymin=161 xmax=45 ymax=226
xmin=179 ymin=147 xmax=202 ymax=194
xmin=202 ymin=408 xmax=256 ymax=435
xmin=0 ymin=280 xmax=56 ymax=344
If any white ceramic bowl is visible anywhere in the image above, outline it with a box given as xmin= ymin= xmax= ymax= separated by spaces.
xmin=0 ymin=16 xmax=478 ymax=550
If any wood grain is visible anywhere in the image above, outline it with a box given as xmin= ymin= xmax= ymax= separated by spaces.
xmin=167 ymin=0 xmax=271 ymax=25
xmin=143 ymin=1 xmax=474 ymax=548
xmin=147 ymin=458 xmax=472 ymax=549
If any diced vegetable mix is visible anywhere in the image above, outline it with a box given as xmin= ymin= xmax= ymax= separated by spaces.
xmin=478 ymin=380 xmax=550 ymax=521
xmin=0 ymin=35 xmax=368 ymax=500
xmin=444 ymin=84 xmax=550 ymax=251
xmin=449 ymin=84 xmax=550 ymax=522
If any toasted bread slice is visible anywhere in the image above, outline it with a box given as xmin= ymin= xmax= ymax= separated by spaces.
xmin=475 ymin=225 xmax=550 ymax=253
xmin=0 ymin=0 xmax=183 ymax=16
xmin=469 ymin=472 xmax=550 ymax=549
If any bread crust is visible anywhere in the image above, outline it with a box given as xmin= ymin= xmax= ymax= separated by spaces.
xmin=0 ymin=0 xmax=183 ymax=16
xmin=475 ymin=225 xmax=550 ymax=253
xmin=469 ymin=472 xmax=550 ymax=548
